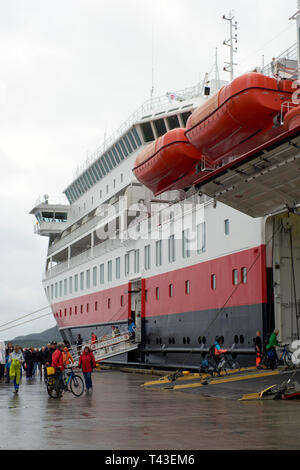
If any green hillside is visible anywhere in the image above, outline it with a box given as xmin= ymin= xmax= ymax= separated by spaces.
xmin=8 ymin=326 xmax=63 ymax=348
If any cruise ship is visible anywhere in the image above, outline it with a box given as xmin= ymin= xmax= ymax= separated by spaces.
xmin=30 ymin=17 xmax=300 ymax=368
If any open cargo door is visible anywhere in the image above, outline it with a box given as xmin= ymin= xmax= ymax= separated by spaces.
xmin=194 ymin=131 xmax=300 ymax=218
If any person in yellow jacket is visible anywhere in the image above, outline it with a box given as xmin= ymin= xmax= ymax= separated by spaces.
xmin=9 ymin=345 xmax=24 ymax=394
xmin=62 ymin=347 xmax=74 ymax=367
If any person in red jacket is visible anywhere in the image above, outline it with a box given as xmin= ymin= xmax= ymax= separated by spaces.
xmin=78 ymin=346 xmax=96 ymax=392
xmin=52 ymin=343 xmax=65 ymax=389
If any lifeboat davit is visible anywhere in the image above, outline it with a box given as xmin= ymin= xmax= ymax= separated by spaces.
xmin=133 ymin=128 xmax=203 ymax=195
xmin=185 ymin=72 xmax=294 ymax=164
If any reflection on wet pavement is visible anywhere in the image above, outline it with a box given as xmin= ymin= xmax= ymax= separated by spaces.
xmin=0 ymin=370 xmax=299 ymax=450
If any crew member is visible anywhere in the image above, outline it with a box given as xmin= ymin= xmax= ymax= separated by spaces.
xmin=254 ymin=331 xmax=263 ymax=369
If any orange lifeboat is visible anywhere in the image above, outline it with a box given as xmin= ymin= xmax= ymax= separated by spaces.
xmin=133 ymin=128 xmax=203 ymax=195
xmin=185 ymin=72 xmax=294 ymax=164
xmin=284 ymin=104 xmax=300 ymax=131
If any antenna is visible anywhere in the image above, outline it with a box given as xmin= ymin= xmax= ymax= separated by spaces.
xmin=215 ymin=47 xmax=221 ymax=91
xmin=150 ymin=14 xmax=155 ymax=105
xmin=290 ymin=0 xmax=300 ymax=79
xmin=223 ymin=11 xmax=238 ymax=82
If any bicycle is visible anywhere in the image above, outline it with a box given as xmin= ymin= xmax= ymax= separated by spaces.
xmin=278 ymin=344 xmax=295 ymax=369
xmin=205 ymin=352 xmax=240 ymax=377
xmin=46 ymin=367 xmax=84 ymax=398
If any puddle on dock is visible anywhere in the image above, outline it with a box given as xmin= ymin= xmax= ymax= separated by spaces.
xmin=0 ymin=370 xmax=299 ymax=450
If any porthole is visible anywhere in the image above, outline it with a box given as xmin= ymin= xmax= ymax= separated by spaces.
xmin=202 ymin=336 xmax=206 ymax=345
xmin=234 ymin=335 xmax=239 ymax=344
xmin=240 ymin=335 xmax=244 ymax=344
xmin=198 ymin=337 xmax=202 ymax=344
xmin=183 ymin=337 xmax=186 ymax=345
xmin=187 ymin=337 xmax=190 ymax=345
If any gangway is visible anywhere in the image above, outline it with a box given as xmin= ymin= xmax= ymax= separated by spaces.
xmin=69 ymin=333 xmax=139 ymax=366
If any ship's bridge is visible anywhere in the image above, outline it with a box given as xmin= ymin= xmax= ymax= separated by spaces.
xmin=30 ymin=195 xmax=71 ymax=238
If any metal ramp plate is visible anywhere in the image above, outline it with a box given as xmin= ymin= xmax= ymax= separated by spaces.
xmin=70 ymin=333 xmax=139 ymax=366
xmin=194 ymin=131 xmax=300 ymax=218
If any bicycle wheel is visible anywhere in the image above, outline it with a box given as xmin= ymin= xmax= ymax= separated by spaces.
xmin=47 ymin=377 xmax=63 ymax=399
xmin=69 ymin=374 xmax=84 ymax=397
xmin=284 ymin=351 xmax=295 ymax=369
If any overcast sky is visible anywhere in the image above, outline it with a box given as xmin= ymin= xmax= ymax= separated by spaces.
xmin=0 ymin=0 xmax=297 ymax=340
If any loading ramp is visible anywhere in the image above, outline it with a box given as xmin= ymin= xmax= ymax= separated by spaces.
xmin=69 ymin=333 xmax=139 ymax=366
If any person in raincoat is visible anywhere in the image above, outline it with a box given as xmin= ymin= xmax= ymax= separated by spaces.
xmin=62 ymin=347 xmax=74 ymax=368
xmin=9 ymin=345 xmax=24 ymax=393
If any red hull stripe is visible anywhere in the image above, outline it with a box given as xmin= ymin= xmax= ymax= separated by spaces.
xmin=51 ymin=245 xmax=267 ymax=329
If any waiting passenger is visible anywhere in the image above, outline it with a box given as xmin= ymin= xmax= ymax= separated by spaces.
xmin=254 ymin=331 xmax=263 ymax=369
xmin=112 ymin=326 xmax=120 ymax=338
xmin=128 ymin=319 xmax=136 ymax=342
xmin=266 ymin=329 xmax=280 ymax=369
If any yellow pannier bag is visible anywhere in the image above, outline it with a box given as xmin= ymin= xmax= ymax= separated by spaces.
xmin=47 ymin=366 xmax=55 ymax=376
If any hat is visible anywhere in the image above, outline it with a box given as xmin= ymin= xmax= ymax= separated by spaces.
xmin=51 ymin=341 xmax=57 ymax=345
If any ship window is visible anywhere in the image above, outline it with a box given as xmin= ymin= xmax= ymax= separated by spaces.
xmin=69 ymin=307 xmax=72 ymax=316
xmin=100 ymin=264 xmax=104 ymax=284
xmin=108 ymin=150 xmax=117 ymax=167
xmin=233 ymin=269 xmax=238 ymax=285
xmin=211 ymin=274 xmax=216 ymax=290
xmin=116 ymin=257 xmax=121 ymax=280
xmin=108 ymin=298 xmax=111 ymax=309
xmin=75 ymin=306 xmax=77 ymax=315
xmin=87 ymin=303 xmax=89 ymax=313
xmin=111 ymin=146 xmax=120 ymax=164
xmin=87 ymin=168 xmax=97 ymax=185
xmin=92 ymin=163 xmax=101 ymax=180
xmin=64 ymin=308 xmax=67 ymax=317
xmin=121 ymin=173 xmax=123 ymax=183
xmin=242 ymin=267 xmax=247 ymax=284
xmin=104 ymin=153 xmax=113 ymax=171
xmin=80 ymin=304 xmax=83 ymax=314
xmin=119 ymin=139 xmax=128 ymax=157
xmin=59 ymin=309 xmax=62 ymax=318
xmin=59 ymin=280 xmax=63 ymax=297
xmin=95 ymin=301 xmax=98 ymax=311
xmin=181 ymin=111 xmax=192 ymax=126
xmin=115 ymin=142 xmax=124 ymax=160
xmin=55 ymin=283 xmax=58 ymax=298
xmin=69 ymin=277 xmax=72 ymax=294
xmin=93 ymin=266 xmax=97 ymax=287
xmin=64 ymin=279 xmax=68 ymax=296
xmin=156 ymin=240 xmax=162 ymax=267
xmin=182 ymin=229 xmax=190 ymax=259
xmin=125 ymin=253 xmax=130 ymax=277
xmin=101 ymin=156 xmax=110 ymax=173
xmin=96 ymin=160 xmax=106 ymax=177
xmin=154 ymin=118 xmax=167 ymax=137
xmin=80 ymin=272 xmax=84 ymax=290
xmin=108 ymin=261 xmax=112 ymax=282
xmin=225 ymin=219 xmax=230 ymax=236
xmin=141 ymin=122 xmax=154 ymax=143
xmin=167 ymin=115 xmax=180 ymax=130
xmin=168 ymin=235 xmax=176 ymax=263
xmin=120 ymin=295 xmax=123 ymax=306
xmin=86 ymin=269 xmax=90 ymax=288
xmin=134 ymin=250 xmax=140 ymax=274
xmin=156 ymin=287 xmax=160 ymax=300
xmin=169 ymin=284 xmax=174 ymax=297
xmin=144 ymin=245 xmax=151 ymax=271
xmin=197 ymin=222 xmax=206 ymax=254
xmin=123 ymin=135 xmax=132 ymax=154
xmin=185 ymin=280 xmax=190 ymax=295
xmin=132 ymin=127 xmax=142 ymax=146
xmin=74 ymin=275 xmax=78 ymax=292
xmin=127 ymin=130 xmax=137 ymax=150
xmin=90 ymin=165 xmax=100 ymax=182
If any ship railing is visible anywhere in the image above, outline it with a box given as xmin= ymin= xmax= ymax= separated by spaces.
xmin=34 ymin=195 xmax=70 ymax=207
xmin=69 ymin=333 xmax=137 ymax=365
xmin=280 ymin=100 xmax=299 ymax=125
xmin=262 ymin=42 xmax=298 ymax=78
xmin=73 ymin=83 xmax=205 ymax=180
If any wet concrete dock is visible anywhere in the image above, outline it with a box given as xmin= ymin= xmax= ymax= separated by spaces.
xmin=0 ymin=369 xmax=300 ymax=450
